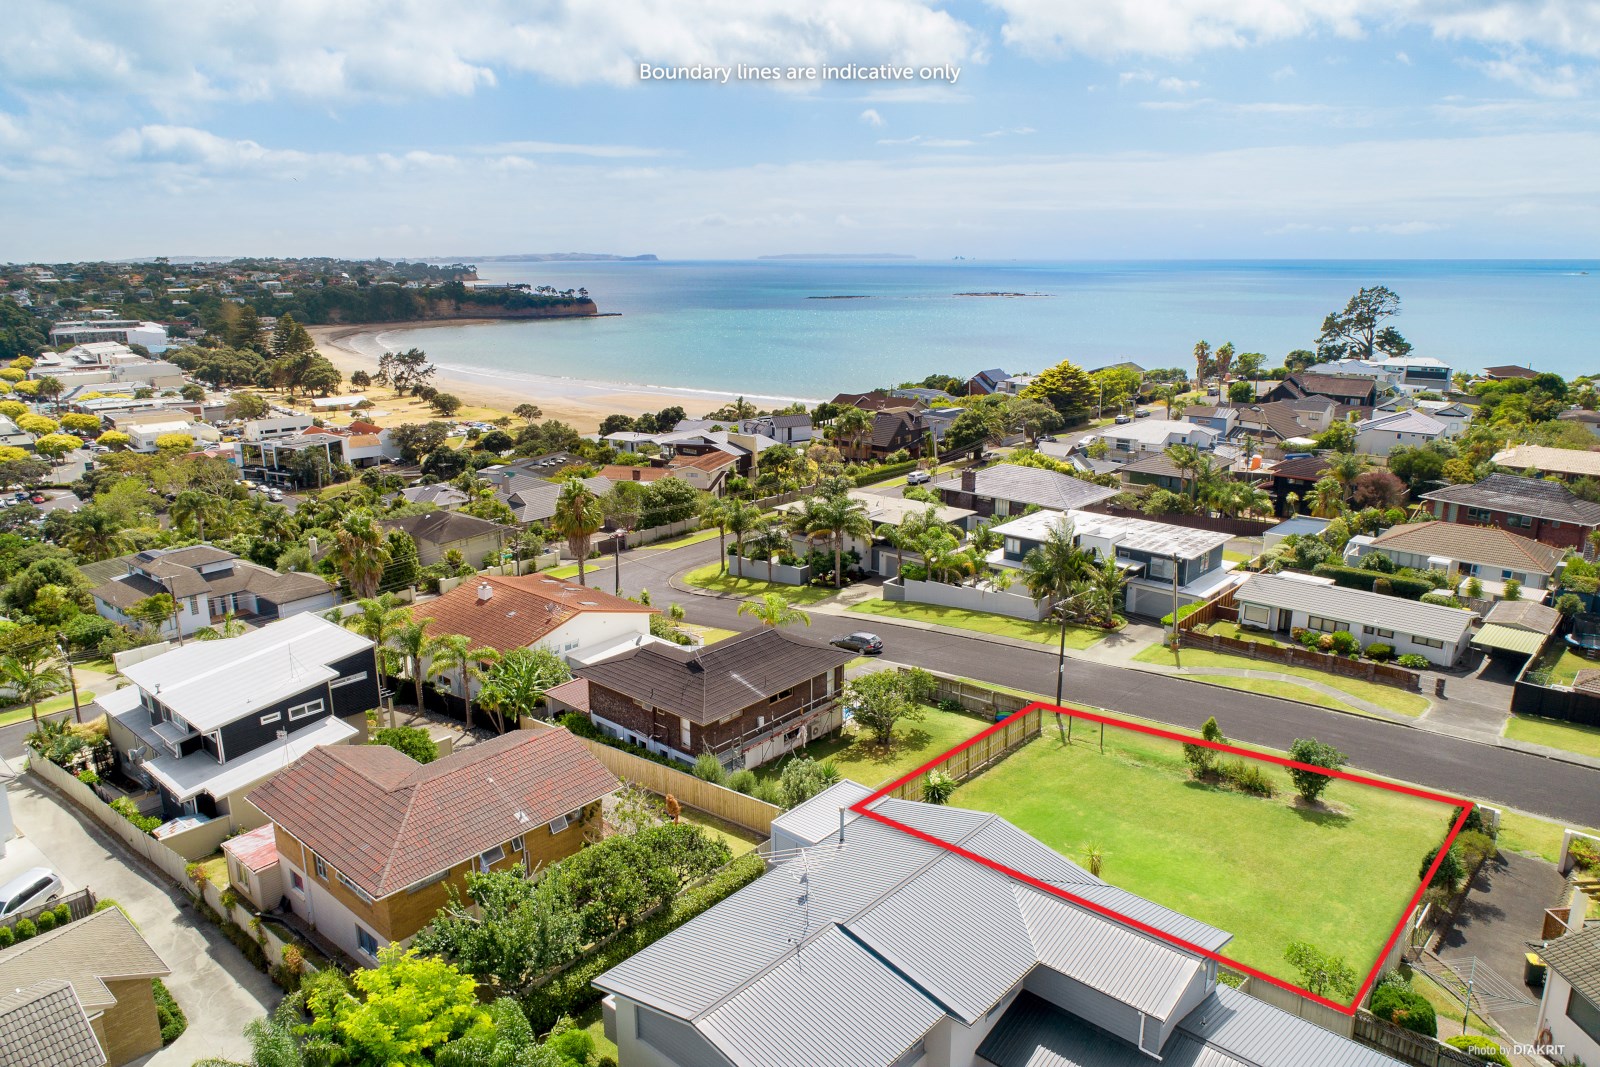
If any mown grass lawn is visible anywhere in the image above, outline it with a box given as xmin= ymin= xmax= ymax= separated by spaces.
xmin=1544 ymin=648 xmax=1594 ymax=686
xmin=759 ymin=705 xmax=993 ymax=789
xmin=0 ymin=690 xmax=98 ymax=729
xmin=640 ymin=528 xmax=722 ymax=551
xmin=1133 ymin=643 xmax=1431 ymax=718
xmin=952 ymin=726 xmax=1454 ymax=987
xmin=682 ymin=563 xmax=837 ymax=605
xmin=680 ymin=624 xmax=739 ymax=646
xmin=1503 ymin=713 xmax=1600 ymax=761
xmin=677 ymin=808 xmax=765 ymax=857
xmin=847 ymin=599 xmax=1109 ymax=649
xmin=1177 ymin=675 xmax=1363 ymax=715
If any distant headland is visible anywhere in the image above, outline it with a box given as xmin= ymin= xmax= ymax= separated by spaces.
xmin=465 ymin=252 xmax=658 ymax=262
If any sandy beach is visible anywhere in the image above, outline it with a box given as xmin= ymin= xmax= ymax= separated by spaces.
xmin=311 ymin=320 xmax=815 ymax=433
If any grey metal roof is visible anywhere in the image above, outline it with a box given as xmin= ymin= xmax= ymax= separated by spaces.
xmin=930 ymin=463 xmax=1120 ymax=512
xmin=0 ymin=981 xmax=105 ymax=1067
xmin=1235 ymin=573 xmax=1477 ymax=643
xmin=1179 ymin=986 xmax=1405 ymax=1066
xmin=768 ymin=779 xmax=874 ymax=849
xmin=1534 ymin=922 xmax=1600 ymax=1004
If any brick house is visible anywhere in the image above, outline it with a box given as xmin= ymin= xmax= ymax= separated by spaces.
xmin=571 ymin=628 xmax=852 ymax=769
xmin=1421 ymin=473 xmax=1600 ymax=554
xmin=248 ymin=729 xmax=618 ymax=963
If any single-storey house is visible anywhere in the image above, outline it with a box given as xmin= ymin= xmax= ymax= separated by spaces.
xmin=1093 ymin=418 xmax=1219 ymax=458
xmin=1422 ymin=472 xmax=1600 ymax=554
xmin=574 ymin=627 xmax=852 ymax=769
xmin=931 ymin=464 xmax=1119 ymax=520
xmin=249 ymin=728 xmax=618 ymax=963
xmin=1261 ymin=515 xmax=1330 ymax=551
xmin=1483 ymin=364 xmax=1538 ymax=381
xmin=1489 ymin=444 xmax=1600 ymax=483
xmin=1233 ymin=572 xmax=1477 ymax=665
xmin=1532 ymin=922 xmax=1600 ymax=1067
xmin=376 ymin=510 xmax=507 ymax=568
xmin=1362 ymin=519 xmax=1565 ymax=598
xmin=775 ymin=489 xmax=974 ymax=576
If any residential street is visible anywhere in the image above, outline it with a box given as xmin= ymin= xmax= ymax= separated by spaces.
xmin=613 ymin=535 xmax=1600 ymax=829
xmin=4 ymin=758 xmax=281 ymax=1064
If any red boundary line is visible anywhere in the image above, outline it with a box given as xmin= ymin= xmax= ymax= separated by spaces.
xmin=848 ymin=700 xmax=1474 ymax=1015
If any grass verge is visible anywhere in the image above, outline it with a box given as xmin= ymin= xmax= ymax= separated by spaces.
xmin=682 ymin=563 xmax=836 ymax=605
xmin=1179 ymin=675 xmax=1364 ymax=715
xmin=1503 ymin=714 xmax=1600 ymax=761
xmin=1132 ymin=644 xmax=1430 ymax=718
xmin=0 ymin=690 xmax=97 ymax=728
xmin=640 ymin=528 xmax=722 ymax=551
xmin=847 ymin=599 xmax=1109 ymax=649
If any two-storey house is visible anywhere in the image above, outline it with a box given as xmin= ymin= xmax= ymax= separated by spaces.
xmin=101 ymin=614 xmax=377 ymax=827
xmin=1421 ymin=473 xmax=1600 ymax=554
xmin=90 ymin=545 xmax=338 ymax=639
xmin=248 ymin=729 xmax=618 ymax=963
xmin=931 ymin=464 xmax=1118 ymax=520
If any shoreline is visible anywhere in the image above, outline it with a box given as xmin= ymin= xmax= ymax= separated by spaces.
xmin=310 ymin=320 xmax=820 ymax=433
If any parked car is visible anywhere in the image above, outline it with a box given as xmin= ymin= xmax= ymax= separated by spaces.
xmin=1134 ymin=408 xmax=1151 ymax=418
xmin=905 ymin=470 xmax=931 ymax=485
xmin=28 ymin=494 xmax=46 ymax=504
xmin=830 ymin=632 xmax=884 ymax=655
xmin=1114 ymin=414 xmax=1133 ymax=425
xmin=266 ymin=488 xmax=284 ymax=502
xmin=0 ymin=868 xmax=63 ymax=918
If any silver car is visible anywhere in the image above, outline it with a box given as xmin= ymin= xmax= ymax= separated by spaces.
xmin=0 ymin=867 xmax=63 ymax=918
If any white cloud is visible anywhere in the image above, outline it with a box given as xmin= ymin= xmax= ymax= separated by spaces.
xmin=1270 ymin=64 xmax=1296 ymax=79
xmin=1471 ymin=53 xmax=1586 ymax=97
xmin=1395 ymin=51 xmax=1412 ymax=64
xmin=983 ymin=126 xmax=1036 ymax=136
xmin=479 ymin=140 xmax=668 ymax=158
xmin=1348 ymin=221 xmax=1447 ymax=234
xmin=875 ymin=133 xmax=975 ymax=146
xmin=1119 ymin=69 xmax=1154 ymax=84
xmin=860 ymin=108 xmax=887 ymax=127
xmin=1158 ymin=76 xmax=1200 ymax=93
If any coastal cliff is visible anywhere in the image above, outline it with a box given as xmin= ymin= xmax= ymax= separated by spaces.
xmin=412 ymin=298 xmax=598 ymax=321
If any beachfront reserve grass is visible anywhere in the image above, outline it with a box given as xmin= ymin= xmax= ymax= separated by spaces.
xmin=760 ymin=705 xmax=993 ymax=789
xmin=951 ymin=727 xmax=1453 ymax=986
xmin=1503 ymin=713 xmax=1600 ymax=761
xmin=847 ymin=599 xmax=1109 ymax=649
xmin=1132 ymin=643 xmax=1431 ymax=718
xmin=681 ymin=563 xmax=837 ymax=605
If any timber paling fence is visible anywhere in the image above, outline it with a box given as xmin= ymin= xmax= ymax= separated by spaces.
xmin=886 ymin=705 xmax=1043 ymax=801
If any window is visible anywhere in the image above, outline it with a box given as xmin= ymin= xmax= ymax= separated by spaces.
xmin=1412 ymin=636 xmax=1445 ymax=649
xmin=1362 ymin=626 xmax=1394 ymax=639
xmin=313 ymin=855 xmax=326 ymax=879
xmin=1147 ymin=557 xmax=1173 ymax=581
xmin=356 ymin=926 xmax=380 ymax=959
xmin=511 ymin=837 xmax=524 ymax=853
xmin=290 ymin=870 xmax=305 ymax=894
xmin=680 ymin=718 xmax=692 ymax=750
xmin=404 ymin=871 xmax=448 ymax=894
xmin=1465 ymin=507 xmax=1493 ymax=523
xmin=329 ymin=671 xmax=368 ymax=690
xmin=1307 ymin=615 xmax=1344 ymax=633
xmin=1508 ymin=513 xmax=1533 ymax=528
xmin=287 ymin=699 xmax=324 ymax=722
xmin=1569 ymin=987 xmax=1600 ymax=1045
xmin=767 ymin=688 xmax=793 ymax=704
xmin=259 ymin=711 xmax=282 ymax=725
xmin=549 ymin=814 xmax=570 ymax=835
xmin=337 ymin=870 xmax=375 ymax=904
xmin=1241 ymin=604 xmax=1270 ymax=625
xmin=478 ymin=845 xmax=506 ymax=871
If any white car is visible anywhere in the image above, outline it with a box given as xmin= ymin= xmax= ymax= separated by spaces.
xmin=905 ymin=470 xmax=932 ymax=485
xmin=0 ymin=867 xmax=63 ymax=918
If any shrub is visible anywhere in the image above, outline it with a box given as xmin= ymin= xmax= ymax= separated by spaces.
xmin=778 ymin=755 xmax=841 ymax=808
xmin=110 ymin=795 xmax=162 ymax=833
xmin=1370 ymin=984 xmax=1436 ymax=1037
xmin=1183 ymin=716 xmax=1225 ymax=778
xmin=1503 ymin=577 xmax=1522 ymax=601
xmin=1454 ymin=830 xmax=1497 ymax=870
xmin=1362 ymin=642 xmax=1393 ymax=662
xmin=1220 ymin=760 xmax=1275 ymax=797
xmin=1397 ymin=654 xmax=1429 ymax=669
xmin=923 ymin=769 xmax=957 ymax=804
xmin=1328 ymin=631 xmax=1359 ymax=655
xmin=1465 ymin=576 xmax=1485 ymax=600
xmin=692 ymin=752 xmax=727 ymax=785
xmin=1420 ymin=589 xmax=1462 ymax=608
xmin=1444 ymin=1035 xmax=1510 ymax=1065
xmin=1373 ymin=577 xmax=1393 ymax=596
xmin=1289 ymin=627 xmax=1307 ymax=643
xmin=13 ymin=918 xmax=35 ymax=941
xmin=371 ymin=726 xmax=438 ymax=764
xmin=1358 ymin=552 xmax=1395 ymax=573
xmin=753 ymin=778 xmax=785 ymax=806
xmin=1316 ymin=634 xmax=1334 ymax=652
xmin=1160 ymin=602 xmax=1203 ymax=627
xmin=75 ymin=769 xmax=99 ymax=786
xmin=1297 ymin=629 xmax=1322 ymax=650
xmin=49 ymin=902 xmax=70 ymax=927
xmin=727 ymin=769 xmax=758 ymax=795
xmin=152 ymin=978 xmax=187 ymax=1044
xmin=557 ymin=711 xmax=601 ymax=740
xmin=1557 ymin=592 xmax=1584 ymax=617
xmin=34 ymin=910 xmax=55 ymax=933
xmin=0 ymin=926 xmax=12 ymax=948
xmin=1286 ymin=737 xmax=1347 ymax=804
xmin=1569 ymin=837 xmax=1600 ymax=872
xmin=1311 ymin=563 xmax=1433 ymax=599
xmin=1421 ymin=844 xmax=1466 ymax=891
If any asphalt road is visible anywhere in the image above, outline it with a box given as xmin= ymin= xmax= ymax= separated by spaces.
xmin=617 ymin=537 xmax=1600 ymax=829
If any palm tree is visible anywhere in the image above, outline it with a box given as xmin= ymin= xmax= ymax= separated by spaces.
xmin=1163 ymin=444 xmax=1204 ymax=503
xmin=737 ymin=592 xmax=810 ymax=629
xmin=424 ymin=633 xmax=500 ymax=726
xmin=804 ymin=492 xmax=873 ymax=589
xmin=1325 ymin=452 xmax=1366 ymax=506
xmin=1019 ymin=519 xmax=1093 ymax=726
xmin=876 ymin=521 xmax=912 ymax=581
xmin=1308 ymin=477 xmax=1345 ymax=519
xmin=252 ymin=503 xmax=297 ymax=546
xmin=723 ymin=499 xmax=760 ymax=573
xmin=830 ymin=406 xmax=875 ymax=460
xmin=169 ymin=489 xmax=225 ymax=541
xmin=193 ymin=612 xmax=247 ymax=641
xmin=1085 ymin=556 xmax=1127 ymax=627
xmin=390 ymin=616 xmax=433 ymax=712
xmin=476 ymin=647 xmax=571 ymax=733
xmin=330 ymin=513 xmax=391 ymax=599
xmin=34 ymin=375 xmax=63 ymax=416
xmin=755 ymin=523 xmax=788 ymax=584
xmin=1214 ymin=341 xmax=1235 ymax=383
xmin=551 ymin=478 xmax=604 ymax=586
xmin=63 ymin=507 xmax=132 ymax=562
xmin=699 ymin=496 xmax=729 ymax=573
xmin=1 ymin=644 xmax=67 ymax=730
xmin=1192 ymin=340 xmax=1212 ymax=388
xmin=342 ymin=594 xmax=407 ymax=700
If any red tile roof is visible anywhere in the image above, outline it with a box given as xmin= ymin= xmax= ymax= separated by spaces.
xmin=669 ymin=451 xmax=738 ymax=473
xmin=543 ymin=677 xmax=591 ymax=712
xmin=598 ymin=464 xmax=668 ymax=482
xmin=419 ymin=573 xmax=655 ymax=652
xmin=247 ymin=729 xmax=619 ymax=899
xmin=221 ymin=823 xmax=279 ymax=872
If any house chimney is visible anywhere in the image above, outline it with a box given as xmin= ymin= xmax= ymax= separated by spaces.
xmin=477 ymin=581 xmax=493 ymax=603
xmin=960 ymin=468 xmax=977 ymax=493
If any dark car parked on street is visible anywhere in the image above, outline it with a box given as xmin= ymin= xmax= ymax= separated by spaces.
xmin=830 ymin=632 xmax=884 ymax=654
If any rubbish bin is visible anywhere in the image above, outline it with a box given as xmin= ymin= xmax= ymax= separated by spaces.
xmin=1435 ymin=677 xmax=1447 ymax=698
xmin=1525 ymin=951 xmax=1547 ymax=988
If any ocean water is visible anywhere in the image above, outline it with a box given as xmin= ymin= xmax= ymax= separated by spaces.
xmin=348 ymin=260 xmax=1600 ymax=401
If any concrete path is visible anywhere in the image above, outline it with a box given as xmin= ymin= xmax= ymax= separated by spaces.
xmin=4 ymin=757 xmax=280 ymax=1065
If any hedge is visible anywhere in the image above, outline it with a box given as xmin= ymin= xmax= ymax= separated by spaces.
xmin=520 ymin=852 xmax=766 ymax=1032
xmin=153 ymin=979 xmax=187 ymax=1044
xmin=853 ymin=459 xmax=921 ymax=487
xmin=1444 ymin=1035 xmax=1509 ymax=1066
xmin=1312 ymin=563 xmax=1432 ymax=600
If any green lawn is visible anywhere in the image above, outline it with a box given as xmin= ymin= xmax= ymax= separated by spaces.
xmin=678 ymin=809 xmax=765 ymax=857
xmin=1503 ymin=714 xmax=1600 ymax=760
xmin=0 ymin=690 xmax=97 ymax=728
xmin=1544 ymin=648 xmax=1595 ymax=686
xmin=759 ymin=705 xmax=993 ymax=789
xmin=1197 ymin=620 xmax=1287 ymax=648
xmin=952 ymin=728 xmax=1455 ymax=986
xmin=681 ymin=624 xmax=739 ymax=646
xmin=541 ymin=563 xmax=584 ymax=580
xmin=640 ymin=528 xmax=721 ymax=551
xmin=1133 ymin=644 xmax=1431 ymax=718
xmin=681 ymin=563 xmax=837 ymax=605
xmin=1222 ymin=550 xmax=1254 ymax=564
xmin=575 ymin=1001 xmax=618 ymax=1062
xmin=847 ymin=599 xmax=1110 ymax=649
xmin=1179 ymin=675 xmax=1364 ymax=715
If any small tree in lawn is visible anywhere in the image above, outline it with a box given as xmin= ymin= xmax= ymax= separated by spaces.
xmin=1183 ymin=715 xmax=1225 ymax=778
xmin=1283 ymin=941 xmax=1359 ymax=999
xmin=843 ymin=668 xmax=936 ymax=747
xmin=1287 ymin=737 xmax=1347 ymax=804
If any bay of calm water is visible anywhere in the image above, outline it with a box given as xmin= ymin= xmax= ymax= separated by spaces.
xmin=352 ymin=260 xmax=1600 ymax=402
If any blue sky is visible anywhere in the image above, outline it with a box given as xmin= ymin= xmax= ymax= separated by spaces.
xmin=1 ymin=0 xmax=1597 ymax=260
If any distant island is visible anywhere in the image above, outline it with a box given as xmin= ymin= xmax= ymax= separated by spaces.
xmin=468 ymin=252 xmax=658 ymax=262
xmin=759 ymin=253 xmax=916 ymax=260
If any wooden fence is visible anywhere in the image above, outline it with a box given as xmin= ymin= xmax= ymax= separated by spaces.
xmin=1177 ymin=588 xmax=1239 ymax=630
xmin=1351 ymin=1012 xmax=1481 ymax=1067
xmin=567 ymin=735 xmax=782 ymax=835
xmin=1179 ymin=631 xmax=1423 ymax=692
xmin=1 ymin=887 xmax=96 ymax=933
xmin=920 ymin=671 xmax=1039 ymax=722
xmin=886 ymin=706 xmax=1043 ymax=801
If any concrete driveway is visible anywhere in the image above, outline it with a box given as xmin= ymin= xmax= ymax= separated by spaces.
xmin=4 ymin=759 xmax=281 ymax=1065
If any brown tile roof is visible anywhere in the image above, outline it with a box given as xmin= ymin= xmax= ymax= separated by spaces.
xmin=377 ymin=510 xmax=508 ymax=548
xmin=0 ymin=908 xmax=169 ymax=1015
xmin=248 ymin=728 xmax=619 ymax=899
xmin=419 ymin=572 xmax=655 ymax=652
xmin=1269 ymin=455 xmax=1331 ymax=482
xmin=1481 ymin=599 xmax=1561 ymax=635
xmin=669 ymin=451 xmax=738 ymax=473
xmin=598 ymin=464 xmax=668 ymax=482
xmin=1282 ymin=373 xmax=1378 ymax=401
xmin=1534 ymin=914 xmax=1600 ymax=1004
xmin=0 ymin=981 xmax=104 ymax=1067
xmin=1369 ymin=520 xmax=1565 ymax=575
xmin=1484 ymin=365 xmax=1538 ymax=379
xmin=1572 ymin=669 xmax=1600 ymax=697
xmin=543 ymin=677 xmax=591 ymax=712
xmin=575 ymin=628 xmax=852 ymax=725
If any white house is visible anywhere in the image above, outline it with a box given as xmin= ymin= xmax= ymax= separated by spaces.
xmin=1233 ymin=572 xmax=1477 ymax=665
xmin=125 ymin=418 xmax=219 ymax=453
xmin=90 ymin=545 xmax=339 ymax=639
xmin=1352 ymin=409 xmax=1447 ymax=457
xmin=1533 ymin=924 xmax=1600 ymax=1067
xmin=1090 ymin=418 xmax=1219 ymax=459
xmin=47 ymin=319 xmax=169 ymax=352
xmin=1307 ymin=355 xmax=1453 ymax=394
